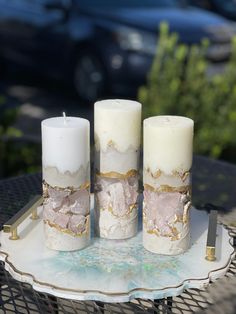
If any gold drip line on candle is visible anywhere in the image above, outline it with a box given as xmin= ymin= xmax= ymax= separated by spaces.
xmin=144 ymin=183 xmax=191 ymax=194
xmin=44 ymin=215 xmax=90 ymax=237
xmin=96 ymin=169 xmax=138 ymax=179
xmin=143 ymin=212 xmax=181 ymax=241
xmin=143 ymin=197 xmax=190 ymax=241
xmin=99 ymin=203 xmax=137 ymax=218
xmin=145 ymin=168 xmax=191 ymax=181
xmin=42 ymin=180 xmax=90 ymax=196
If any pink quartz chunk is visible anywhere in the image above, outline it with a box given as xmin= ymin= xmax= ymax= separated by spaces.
xmin=43 ymin=186 xmax=89 ymax=234
xmin=54 ymin=213 xmax=70 ymax=229
xmin=96 ymin=176 xmax=139 ymax=217
xmin=69 ymin=189 xmax=90 ymax=216
xmin=144 ymin=189 xmax=184 ymax=236
xmin=68 ymin=215 xmax=87 ymax=234
xmin=109 ymin=182 xmax=127 ymax=216
xmin=43 ymin=206 xmax=56 ymax=222
xmin=47 ymin=187 xmax=70 ymax=210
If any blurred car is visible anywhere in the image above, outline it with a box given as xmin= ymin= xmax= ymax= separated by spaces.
xmin=189 ymin=0 xmax=236 ymax=21
xmin=0 ymin=0 xmax=235 ymax=101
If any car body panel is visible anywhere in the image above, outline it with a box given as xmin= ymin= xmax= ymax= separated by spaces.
xmin=0 ymin=0 xmax=234 ymax=96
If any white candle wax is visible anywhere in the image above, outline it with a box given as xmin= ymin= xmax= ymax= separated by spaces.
xmin=95 ymin=99 xmax=141 ymax=153
xmin=144 ymin=116 xmax=194 ymax=175
xmin=42 ymin=117 xmax=89 ymax=175
xmin=143 ymin=115 xmax=194 ymax=255
xmin=41 ymin=115 xmax=90 ymax=251
xmin=94 ymin=99 xmax=141 ymax=240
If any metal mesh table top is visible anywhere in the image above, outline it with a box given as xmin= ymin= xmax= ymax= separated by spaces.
xmin=0 ymin=155 xmax=236 ymax=314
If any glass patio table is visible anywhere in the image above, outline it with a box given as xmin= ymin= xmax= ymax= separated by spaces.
xmin=0 ymin=155 xmax=236 ymax=314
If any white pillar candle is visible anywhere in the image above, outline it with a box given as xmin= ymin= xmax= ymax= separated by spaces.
xmin=143 ymin=115 xmax=194 ymax=255
xmin=94 ymin=99 xmax=141 ymax=239
xmin=41 ymin=115 xmax=90 ymax=251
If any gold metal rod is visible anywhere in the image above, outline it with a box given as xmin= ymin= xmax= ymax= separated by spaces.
xmin=3 ymin=195 xmax=43 ymax=234
xmin=31 ymin=209 xmax=39 ymax=220
xmin=205 ymin=246 xmax=216 ymax=261
xmin=9 ymin=229 xmax=19 ymax=240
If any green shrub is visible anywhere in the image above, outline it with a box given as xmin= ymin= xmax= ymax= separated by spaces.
xmin=139 ymin=23 xmax=236 ymax=160
xmin=0 ymin=99 xmax=41 ymax=178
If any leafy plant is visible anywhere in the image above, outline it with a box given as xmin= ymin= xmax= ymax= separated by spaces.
xmin=0 ymin=97 xmax=41 ymax=178
xmin=139 ymin=23 xmax=236 ymax=161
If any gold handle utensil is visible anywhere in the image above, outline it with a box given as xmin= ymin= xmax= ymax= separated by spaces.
xmin=205 ymin=208 xmax=218 ymax=261
xmin=3 ymin=195 xmax=43 ymax=240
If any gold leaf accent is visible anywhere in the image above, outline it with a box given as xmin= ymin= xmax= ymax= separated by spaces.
xmin=44 ymin=215 xmax=90 ymax=237
xmin=145 ymin=168 xmax=191 ymax=181
xmin=147 ymin=228 xmax=160 ymax=236
xmin=145 ymin=225 xmax=180 ymax=241
xmin=182 ymin=171 xmax=191 ymax=182
xmin=42 ymin=180 xmax=90 ymax=194
xmin=143 ymin=205 xmax=185 ymax=241
xmin=144 ymin=183 xmax=190 ymax=194
xmin=108 ymin=140 xmax=115 ymax=147
xmin=183 ymin=201 xmax=191 ymax=224
xmin=145 ymin=167 xmax=162 ymax=179
xmin=97 ymin=169 xmax=138 ymax=179
xmin=100 ymin=203 xmax=137 ymax=218
xmin=174 ymin=214 xmax=183 ymax=223
xmin=151 ymin=169 xmax=162 ymax=179
xmin=172 ymin=170 xmax=191 ymax=181
xmin=169 ymin=227 xmax=181 ymax=241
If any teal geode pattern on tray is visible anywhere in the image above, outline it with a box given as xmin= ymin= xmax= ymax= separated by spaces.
xmin=44 ymin=233 xmax=180 ymax=291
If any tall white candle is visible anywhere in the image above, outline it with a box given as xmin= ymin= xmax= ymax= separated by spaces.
xmin=143 ymin=115 xmax=194 ymax=255
xmin=95 ymin=99 xmax=141 ymax=174
xmin=94 ymin=99 xmax=141 ymax=239
xmin=41 ymin=115 xmax=90 ymax=251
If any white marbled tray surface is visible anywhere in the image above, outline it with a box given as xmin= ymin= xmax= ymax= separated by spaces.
xmin=0 ymin=196 xmax=234 ymax=302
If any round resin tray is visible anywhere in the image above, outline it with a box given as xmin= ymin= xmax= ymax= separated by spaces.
xmin=0 ymin=197 xmax=234 ymax=303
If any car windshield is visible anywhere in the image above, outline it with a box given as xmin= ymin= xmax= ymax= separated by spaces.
xmin=75 ymin=0 xmax=180 ymax=9
xmin=214 ymin=0 xmax=236 ymax=14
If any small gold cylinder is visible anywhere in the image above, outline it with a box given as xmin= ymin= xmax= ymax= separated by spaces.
xmin=205 ymin=246 xmax=216 ymax=261
xmin=31 ymin=209 xmax=39 ymax=220
xmin=10 ymin=229 xmax=19 ymax=240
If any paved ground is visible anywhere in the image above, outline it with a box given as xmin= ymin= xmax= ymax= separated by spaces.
xmin=0 ymin=69 xmax=94 ymax=142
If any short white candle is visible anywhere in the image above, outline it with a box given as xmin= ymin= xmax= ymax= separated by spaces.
xmin=94 ymin=99 xmax=141 ymax=239
xmin=144 ymin=115 xmax=193 ymax=175
xmin=42 ymin=116 xmax=90 ymax=187
xmin=41 ymin=115 xmax=90 ymax=251
xmin=143 ymin=115 xmax=194 ymax=255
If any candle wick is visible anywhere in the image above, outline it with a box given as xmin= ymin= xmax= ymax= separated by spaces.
xmin=63 ymin=112 xmax=67 ymax=125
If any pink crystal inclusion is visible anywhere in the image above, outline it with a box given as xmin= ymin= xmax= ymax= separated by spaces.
xmin=144 ymin=189 xmax=187 ymax=236
xmin=43 ymin=187 xmax=89 ymax=234
xmin=95 ymin=176 xmax=138 ymax=217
